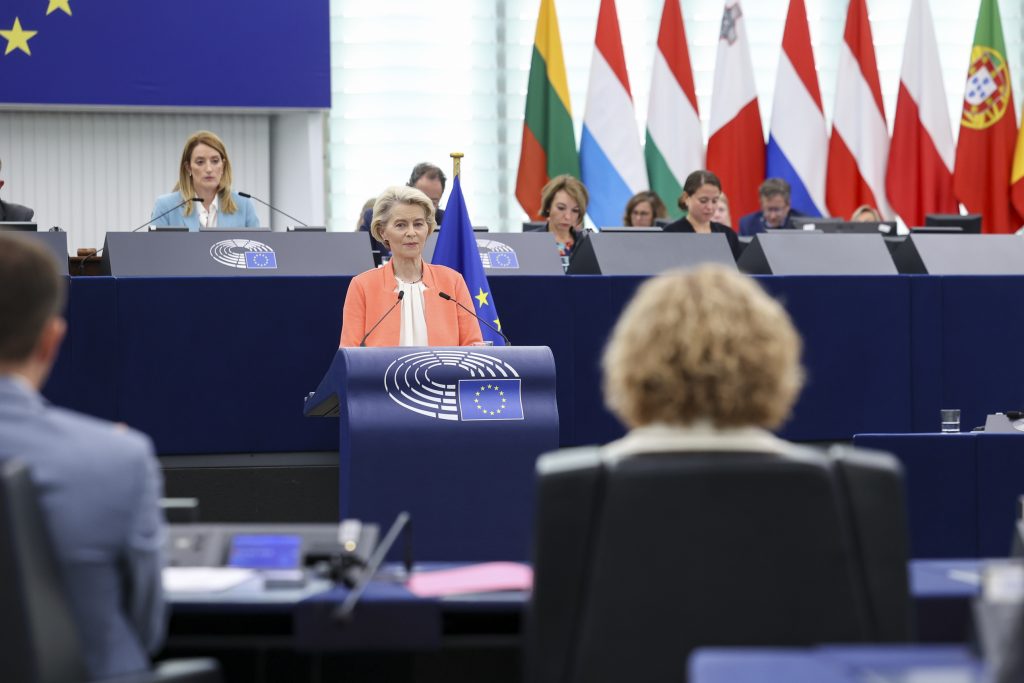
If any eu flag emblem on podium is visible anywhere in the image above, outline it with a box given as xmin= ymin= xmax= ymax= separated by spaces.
xmin=458 ymin=379 xmax=524 ymax=421
xmin=433 ymin=174 xmax=506 ymax=345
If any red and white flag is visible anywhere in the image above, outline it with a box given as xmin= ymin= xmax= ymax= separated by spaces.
xmin=826 ymin=0 xmax=891 ymax=220
xmin=706 ymin=1 xmax=764 ymax=227
xmin=886 ymin=0 xmax=956 ymax=227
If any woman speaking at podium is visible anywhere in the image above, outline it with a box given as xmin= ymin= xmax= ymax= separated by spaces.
xmin=339 ymin=186 xmax=482 ymax=347
xmin=150 ymin=131 xmax=259 ymax=230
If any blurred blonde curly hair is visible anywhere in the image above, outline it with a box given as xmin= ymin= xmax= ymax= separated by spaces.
xmin=602 ymin=265 xmax=804 ymax=429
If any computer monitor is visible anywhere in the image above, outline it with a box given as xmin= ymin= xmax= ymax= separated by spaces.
xmin=147 ymin=226 xmax=189 ymax=232
xmin=286 ymin=226 xmax=327 ymax=232
xmin=599 ymin=227 xmax=663 ymax=233
xmin=199 ymin=226 xmax=271 ymax=232
xmin=925 ymin=213 xmax=982 ymax=234
xmin=0 ymin=222 xmax=37 ymax=232
xmin=911 ymin=226 xmax=963 ymax=234
xmin=790 ymin=216 xmax=844 ymax=231
xmin=522 ymin=221 xmax=547 ymax=232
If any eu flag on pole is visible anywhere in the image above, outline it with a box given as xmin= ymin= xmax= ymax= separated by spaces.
xmin=432 ymin=175 xmax=506 ymax=346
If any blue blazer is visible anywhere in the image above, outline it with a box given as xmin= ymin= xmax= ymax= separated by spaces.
xmin=0 ymin=377 xmax=165 ymax=679
xmin=150 ymin=191 xmax=259 ymax=230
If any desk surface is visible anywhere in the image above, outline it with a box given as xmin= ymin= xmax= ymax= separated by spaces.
xmin=689 ymin=645 xmax=982 ymax=683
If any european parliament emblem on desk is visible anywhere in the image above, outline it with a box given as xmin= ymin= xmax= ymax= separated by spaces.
xmin=384 ymin=350 xmax=523 ymax=421
xmin=477 ymin=239 xmax=520 ymax=270
xmin=209 ymin=239 xmax=278 ymax=270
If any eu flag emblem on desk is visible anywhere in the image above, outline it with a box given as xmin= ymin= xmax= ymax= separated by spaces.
xmin=458 ymin=379 xmax=524 ymax=421
xmin=245 ymin=252 xmax=277 ymax=269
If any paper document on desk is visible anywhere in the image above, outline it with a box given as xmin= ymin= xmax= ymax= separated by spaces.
xmin=407 ymin=562 xmax=533 ymax=597
xmin=163 ymin=567 xmax=255 ymax=593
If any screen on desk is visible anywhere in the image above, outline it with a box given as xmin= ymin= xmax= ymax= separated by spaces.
xmin=227 ymin=534 xmax=302 ymax=569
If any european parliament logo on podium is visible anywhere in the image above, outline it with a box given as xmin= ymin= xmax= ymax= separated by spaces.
xmin=384 ymin=350 xmax=523 ymax=421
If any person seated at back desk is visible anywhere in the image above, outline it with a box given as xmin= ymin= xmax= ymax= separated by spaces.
xmin=150 ymin=130 xmax=259 ymax=230
xmin=738 ymin=177 xmax=805 ymax=236
xmin=359 ymin=162 xmax=447 ymax=259
xmin=0 ymin=157 xmax=34 ymax=222
xmin=662 ymin=170 xmax=741 ymax=260
xmin=0 ymin=234 xmax=165 ymax=679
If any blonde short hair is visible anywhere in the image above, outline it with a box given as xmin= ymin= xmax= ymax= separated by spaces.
xmin=602 ymin=265 xmax=804 ymax=430
xmin=370 ymin=186 xmax=438 ymax=243
xmin=540 ymin=175 xmax=588 ymax=224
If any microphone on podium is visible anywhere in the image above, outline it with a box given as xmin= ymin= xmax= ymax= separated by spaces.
xmin=237 ymin=192 xmax=309 ymax=228
xmin=79 ymin=196 xmax=202 ymax=273
xmin=359 ymin=291 xmax=405 ymax=347
xmin=437 ymin=291 xmax=511 ymax=346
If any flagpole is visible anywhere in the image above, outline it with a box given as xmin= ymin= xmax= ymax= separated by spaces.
xmin=450 ymin=152 xmax=464 ymax=178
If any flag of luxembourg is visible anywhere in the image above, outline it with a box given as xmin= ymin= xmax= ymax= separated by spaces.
xmin=766 ymin=0 xmax=826 ymax=217
xmin=580 ymin=0 xmax=648 ymax=228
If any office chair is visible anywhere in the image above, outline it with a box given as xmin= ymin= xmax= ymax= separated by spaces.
xmin=526 ymin=445 xmax=912 ymax=683
xmin=0 ymin=459 xmax=221 ymax=683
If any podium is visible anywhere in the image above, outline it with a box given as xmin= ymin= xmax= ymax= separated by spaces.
xmin=305 ymin=346 xmax=559 ymax=561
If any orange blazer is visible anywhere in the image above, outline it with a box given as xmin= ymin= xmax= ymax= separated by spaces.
xmin=340 ymin=261 xmax=485 ymax=347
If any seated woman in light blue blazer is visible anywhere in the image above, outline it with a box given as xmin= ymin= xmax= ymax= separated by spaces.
xmin=150 ymin=130 xmax=259 ymax=230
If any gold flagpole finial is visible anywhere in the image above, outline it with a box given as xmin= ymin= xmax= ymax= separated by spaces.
xmin=450 ymin=152 xmax=464 ymax=178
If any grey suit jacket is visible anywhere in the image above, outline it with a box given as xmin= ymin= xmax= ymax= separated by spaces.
xmin=0 ymin=198 xmax=34 ymax=222
xmin=0 ymin=376 xmax=166 ymax=679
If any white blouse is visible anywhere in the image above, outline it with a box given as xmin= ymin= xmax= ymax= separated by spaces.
xmin=396 ymin=278 xmax=429 ymax=346
xmin=197 ymin=195 xmax=219 ymax=228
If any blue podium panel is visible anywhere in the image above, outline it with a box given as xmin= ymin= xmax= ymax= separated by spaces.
xmin=103 ymin=232 xmax=374 ymax=276
xmin=938 ymin=277 xmax=1024 ymax=433
xmin=43 ymin=276 xmax=119 ymax=421
xmin=853 ymin=434 xmax=978 ymax=558
xmin=760 ymin=277 xmax=912 ymax=441
xmin=976 ymin=434 xmax=1024 ymax=557
xmin=115 ymin=277 xmax=346 ymax=454
xmin=307 ymin=347 xmax=559 ymax=561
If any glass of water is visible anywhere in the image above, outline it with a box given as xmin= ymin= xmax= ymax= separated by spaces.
xmin=940 ymin=408 xmax=961 ymax=433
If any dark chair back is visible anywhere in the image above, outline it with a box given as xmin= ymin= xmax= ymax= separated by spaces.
xmin=527 ymin=446 xmax=911 ymax=683
xmin=0 ymin=459 xmax=86 ymax=683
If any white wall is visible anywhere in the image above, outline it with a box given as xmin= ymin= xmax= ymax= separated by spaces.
xmin=0 ymin=111 xmax=276 ymax=253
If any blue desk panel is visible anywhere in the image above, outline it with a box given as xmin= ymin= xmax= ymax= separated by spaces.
xmin=853 ymin=434 xmax=978 ymax=558
xmin=43 ymin=274 xmax=1024 ymax=458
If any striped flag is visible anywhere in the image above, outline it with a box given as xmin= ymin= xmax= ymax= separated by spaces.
xmin=826 ymin=0 xmax=891 ymax=220
xmin=515 ymin=0 xmax=579 ymax=220
xmin=766 ymin=0 xmax=826 ymax=217
xmin=1013 ymin=107 xmax=1024 ymax=220
xmin=706 ymin=1 xmax=764 ymax=228
xmin=645 ymin=0 xmax=702 ymax=219
xmin=886 ymin=0 xmax=956 ymax=228
xmin=579 ymin=0 xmax=648 ymax=228
xmin=953 ymin=0 xmax=1020 ymax=233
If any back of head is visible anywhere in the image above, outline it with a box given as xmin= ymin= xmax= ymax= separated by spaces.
xmin=407 ymin=162 xmax=447 ymax=192
xmin=602 ymin=265 xmax=803 ymax=430
xmin=0 ymin=234 xmax=64 ymax=366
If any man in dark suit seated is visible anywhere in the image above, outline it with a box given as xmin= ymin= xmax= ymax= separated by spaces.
xmin=0 ymin=158 xmax=34 ymax=222
xmin=738 ymin=177 xmax=804 ymax=236
xmin=359 ymin=162 xmax=447 ymax=258
xmin=0 ymin=234 xmax=166 ymax=679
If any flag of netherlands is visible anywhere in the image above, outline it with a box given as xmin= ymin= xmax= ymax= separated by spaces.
xmin=645 ymin=0 xmax=702 ymax=218
xmin=580 ymin=0 xmax=648 ymax=228
xmin=886 ymin=0 xmax=957 ymax=227
xmin=766 ymin=0 xmax=826 ymax=217
xmin=706 ymin=1 xmax=764 ymax=227
xmin=826 ymin=0 xmax=892 ymax=220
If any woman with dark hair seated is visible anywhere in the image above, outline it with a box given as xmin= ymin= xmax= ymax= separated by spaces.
xmin=622 ymin=190 xmax=666 ymax=227
xmin=662 ymin=170 xmax=741 ymax=259
xmin=537 ymin=174 xmax=588 ymax=268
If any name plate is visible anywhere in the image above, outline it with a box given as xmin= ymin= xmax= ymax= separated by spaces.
xmin=424 ymin=232 xmax=565 ymax=276
xmin=102 ymin=231 xmax=374 ymax=276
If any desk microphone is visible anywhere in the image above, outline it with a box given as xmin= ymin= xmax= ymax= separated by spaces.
xmin=437 ymin=291 xmax=511 ymax=345
xmin=359 ymin=291 xmax=404 ymax=347
xmin=238 ymin=191 xmax=309 ymax=228
xmin=333 ymin=511 xmax=412 ymax=625
xmin=78 ymin=196 xmax=201 ymax=273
